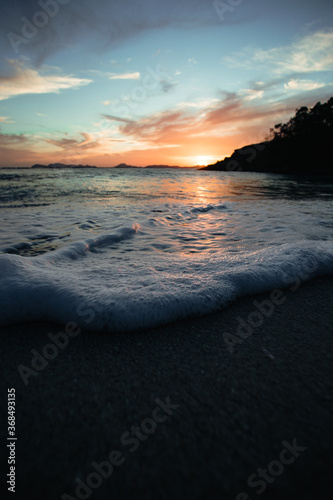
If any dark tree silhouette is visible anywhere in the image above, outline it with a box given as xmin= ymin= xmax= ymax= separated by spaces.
xmin=203 ymin=97 xmax=333 ymax=176
xmin=271 ymin=98 xmax=333 ymax=141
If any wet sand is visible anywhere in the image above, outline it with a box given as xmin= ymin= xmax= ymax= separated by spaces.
xmin=1 ymin=276 xmax=333 ymax=500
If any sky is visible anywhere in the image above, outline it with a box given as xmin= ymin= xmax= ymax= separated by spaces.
xmin=0 ymin=0 xmax=332 ymax=167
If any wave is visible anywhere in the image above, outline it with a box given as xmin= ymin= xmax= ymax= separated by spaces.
xmin=40 ymin=224 xmax=140 ymax=263
xmin=0 ymin=173 xmax=22 ymax=181
xmin=190 ymin=202 xmax=231 ymax=213
xmin=0 ymin=226 xmax=332 ymax=331
xmin=0 ymin=203 xmax=51 ymax=209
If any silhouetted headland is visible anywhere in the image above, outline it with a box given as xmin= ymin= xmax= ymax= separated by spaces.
xmin=202 ymin=97 xmax=333 ymax=176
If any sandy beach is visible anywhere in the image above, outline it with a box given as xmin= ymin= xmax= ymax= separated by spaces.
xmin=1 ymin=276 xmax=333 ymax=500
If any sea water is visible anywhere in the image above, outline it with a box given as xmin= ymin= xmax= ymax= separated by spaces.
xmin=1 ymin=167 xmax=333 ymax=331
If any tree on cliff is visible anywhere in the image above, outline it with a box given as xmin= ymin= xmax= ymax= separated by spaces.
xmin=270 ymin=98 xmax=333 ymax=142
xmin=204 ymin=97 xmax=333 ymax=175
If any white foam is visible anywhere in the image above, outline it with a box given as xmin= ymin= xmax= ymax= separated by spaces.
xmin=190 ymin=202 xmax=231 ymax=213
xmin=1 ymin=169 xmax=333 ymax=332
xmin=40 ymin=225 xmax=140 ymax=263
xmin=0 ymin=232 xmax=332 ymax=332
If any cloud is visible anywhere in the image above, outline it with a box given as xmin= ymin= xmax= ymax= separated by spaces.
xmin=254 ymin=30 xmax=333 ymax=74
xmin=95 ymin=91 xmax=301 ymax=165
xmin=0 ymin=60 xmax=92 ymax=101
xmin=2 ymin=86 xmax=328 ymax=167
xmin=102 ymin=92 xmax=282 ymax=147
xmin=202 ymin=99 xmax=279 ymax=141
xmin=160 ymin=79 xmax=176 ymax=93
xmin=0 ymin=132 xmax=28 ymax=145
xmin=284 ymin=79 xmax=326 ymax=91
xmin=241 ymin=89 xmax=264 ymax=101
xmin=102 ymin=86 xmax=333 ymax=155
xmin=1 ymin=0 xmax=223 ymax=65
xmin=102 ymin=114 xmax=133 ymax=124
xmin=225 ymin=30 xmax=333 ymax=74
xmin=108 ymin=72 xmax=140 ymax=80
xmin=103 ymin=109 xmax=199 ymax=148
xmin=46 ymin=133 xmax=101 ymax=151
xmin=0 ymin=116 xmax=13 ymax=123
xmin=177 ymin=98 xmax=220 ymax=109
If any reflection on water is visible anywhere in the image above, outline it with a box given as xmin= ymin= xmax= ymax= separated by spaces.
xmin=1 ymin=168 xmax=333 ymax=208
xmin=1 ymin=168 xmax=333 ymax=257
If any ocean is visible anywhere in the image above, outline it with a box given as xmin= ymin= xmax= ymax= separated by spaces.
xmin=1 ymin=167 xmax=333 ymax=331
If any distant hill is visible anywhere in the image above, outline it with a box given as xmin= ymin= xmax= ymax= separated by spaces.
xmin=145 ymin=165 xmax=181 ymax=169
xmin=114 ymin=163 xmax=183 ymax=169
xmin=113 ymin=163 xmax=140 ymax=168
xmin=29 ymin=162 xmax=191 ymax=170
xmin=203 ymin=97 xmax=333 ymax=176
xmin=31 ymin=163 xmax=97 ymax=169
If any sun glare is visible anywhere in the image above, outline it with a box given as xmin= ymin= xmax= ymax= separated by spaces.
xmin=194 ymin=156 xmax=215 ymax=166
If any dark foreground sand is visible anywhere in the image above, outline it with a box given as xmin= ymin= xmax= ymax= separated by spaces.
xmin=1 ymin=277 xmax=333 ymax=500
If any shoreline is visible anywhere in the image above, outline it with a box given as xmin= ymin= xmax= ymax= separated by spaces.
xmin=2 ymin=276 xmax=333 ymax=499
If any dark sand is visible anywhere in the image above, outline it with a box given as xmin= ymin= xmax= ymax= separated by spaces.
xmin=1 ymin=277 xmax=333 ymax=500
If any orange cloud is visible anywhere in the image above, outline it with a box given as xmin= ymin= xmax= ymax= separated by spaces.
xmin=3 ymin=90 xmax=328 ymax=167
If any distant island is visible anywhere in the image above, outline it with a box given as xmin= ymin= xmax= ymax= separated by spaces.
xmin=202 ymin=97 xmax=333 ymax=175
xmin=31 ymin=163 xmax=97 ymax=169
xmin=114 ymin=163 xmax=182 ymax=169
xmin=30 ymin=163 xmax=185 ymax=169
xmin=113 ymin=163 xmax=140 ymax=169
xmin=145 ymin=165 xmax=181 ymax=169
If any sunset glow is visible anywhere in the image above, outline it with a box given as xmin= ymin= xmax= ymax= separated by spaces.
xmin=1 ymin=1 xmax=332 ymax=167
xmin=193 ymin=156 xmax=217 ymax=166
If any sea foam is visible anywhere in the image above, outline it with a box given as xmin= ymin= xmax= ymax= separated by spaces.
xmin=0 ymin=223 xmax=332 ymax=332
xmin=1 ymin=168 xmax=333 ymax=332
